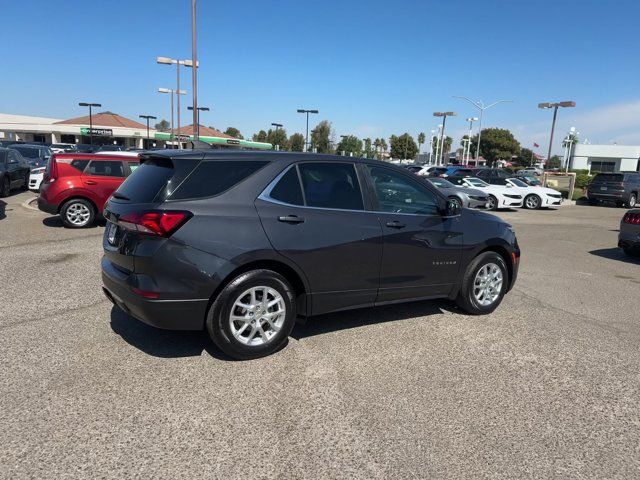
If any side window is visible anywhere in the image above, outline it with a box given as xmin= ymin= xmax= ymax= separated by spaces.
xmin=8 ymin=151 xmax=18 ymax=164
xmin=476 ymin=170 xmax=489 ymax=179
xmin=298 ymin=163 xmax=364 ymax=210
xmin=85 ymin=160 xmax=125 ymax=177
xmin=70 ymin=159 xmax=90 ymax=172
xmin=127 ymin=161 xmax=140 ymax=176
xmin=493 ymin=177 xmax=508 ymax=186
xmin=369 ymin=166 xmax=440 ymax=215
xmin=269 ymin=166 xmax=304 ymax=206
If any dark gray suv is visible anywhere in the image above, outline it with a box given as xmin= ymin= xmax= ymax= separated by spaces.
xmin=102 ymin=150 xmax=520 ymax=359
xmin=587 ymin=172 xmax=640 ymax=208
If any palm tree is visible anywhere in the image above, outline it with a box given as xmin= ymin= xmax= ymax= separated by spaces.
xmin=417 ymin=132 xmax=426 ymax=156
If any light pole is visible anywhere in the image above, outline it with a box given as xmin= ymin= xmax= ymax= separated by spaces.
xmin=563 ymin=127 xmax=579 ymax=172
xmin=464 ymin=117 xmax=478 ymax=162
xmin=157 ymin=56 xmax=197 ymax=147
xmin=188 ymin=106 xmax=210 ymax=133
xmin=158 ymin=88 xmax=186 ymax=148
xmin=271 ymin=123 xmax=283 ymax=150
xmin=191 ymin=0 xmax=199 ymax=140
xmin=538 ymin=101 xmax=576 ymax=167
xmin=428 ymin=129 xmax=436 ymax=164
xmin=433 ymin=125 xmax=443 ymax=165
xmin=296 ymin=109 xmax=319 ymax=152
xmin=139 ymin=115 xmax=156 ymax=147
xmin=453 ymin=96 xmax=513 ymax=160
xmin=433 ymin=112 xmax=457 ymax=165
xmin=78 ymin=102 xmax=101 ymax=146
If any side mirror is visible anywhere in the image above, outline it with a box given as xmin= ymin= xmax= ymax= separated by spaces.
xmin=443 ymin=199 xmax=462 ymax=218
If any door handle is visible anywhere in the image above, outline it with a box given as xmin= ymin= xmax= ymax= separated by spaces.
xmin=385 ymin=221 xmax=406 ymax=229
xmin=84 ymin=180 xmax=97 ymax=185
xmin=278 ymin=215 xmax=305 ymax=224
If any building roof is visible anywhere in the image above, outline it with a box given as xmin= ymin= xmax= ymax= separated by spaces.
xmin=54 ymin=112 xmax=148 ymax=130
xmin=176 ymin=124 xmax=235 ymax=139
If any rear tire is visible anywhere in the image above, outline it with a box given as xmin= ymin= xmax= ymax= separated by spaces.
xmin=456 ymin=251 xmax=508 ymax=315
xmin=206 ymin=269 xmax=297 ymax=360
xmin=0 ymin=176 xmax=9 ymax=198
xmin=626 ymin=193 xmax=637 ymax=209
xmin=60 ymin=198 xmax=96 ymax=228
xmin=487 ymin=195 xmax=498 ymax=211
xmin=448 ymin=196 xmax=463 ymax=209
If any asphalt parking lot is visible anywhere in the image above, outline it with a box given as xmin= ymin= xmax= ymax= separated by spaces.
xmin=1 ymin=191 xmax=639 ymax=479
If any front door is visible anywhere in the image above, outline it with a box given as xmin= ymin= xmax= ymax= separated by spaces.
xmin=365 ymin=165 xmax=463 ymax=303
xmin=255 ymin=162 xmax=382 ymax=315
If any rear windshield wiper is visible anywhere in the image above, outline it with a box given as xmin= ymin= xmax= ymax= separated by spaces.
xmin=111 ymin=192 xmax=130 ymax=201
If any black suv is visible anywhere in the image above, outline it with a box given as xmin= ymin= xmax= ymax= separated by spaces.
xmin=102 ymin=151 xmax=520 ymax=359
xmin=0 ymin=147 xmax=30 ymax=197
xmin=587 ymin=172 xmax=640 ymax=208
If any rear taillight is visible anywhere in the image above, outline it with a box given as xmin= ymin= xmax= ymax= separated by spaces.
xmin=44 ymin=157 xmax=58 ymax=183
xmin=119 ymin=210 xmax=192 ymax=236
xmin=623 ymin=212 xmax=640 ymax=225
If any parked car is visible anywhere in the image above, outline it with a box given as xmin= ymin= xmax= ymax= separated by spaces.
xmin=515 ymin=172 xmax=542 ymax=186
xmin=95 ymin=145 xmax=125 ymax=152
xmin=447 ymin=175 xmax=524 ymax=210
xmin=443 ymin=166 xmax=474 ymax=177
xmin=502 ymin=178 xmax=563 ymax=209
xmin=0 ymin=140 xmax=24 ymax=148
xmin=38 ymin=153 xmax=140 ymax=228
xmin=8 ymin=144 xmax=51 ymax=169
xmin=403 ymin=164 xmax=426 ymax=174
xmin=101 ymin=150 xmax=520 ymax=359
xmin=587 ymin=172 xmax=640 ymax=208
xmin=29 ymin=166 xmax=46 ymax=191
xmin=75 ymin=144 xmax=98 ymax=153
xmin=522 ymin=166 xmax=543 ymax=176
xmin=619 ymin=210 xmax=640 ymax=257
xmin=50 ymin=143 xmax=77 ymax=153
xmin=420 ymin=166 xmax=448 ymax=177
xmin=426 ymin=177 xmax=488 ymax=208
xmin=0 ymin=147 xmax=30 ymax=197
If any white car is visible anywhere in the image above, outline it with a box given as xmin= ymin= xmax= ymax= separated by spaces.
xmin=450 ymin=176 xmax=524 ymax=210
xmin=29 ymin=167 xmax=46 ymax=191
xmin=50 ymin=143 xmax=76 ymax=153
xmin=505 ymin=178 xmax=563 ymax=209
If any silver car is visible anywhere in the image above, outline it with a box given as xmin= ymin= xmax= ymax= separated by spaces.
xmin=427 ymin=177 xmax=488 ymax=208
xmin=619 ymin=209 xmax=640 ymax=257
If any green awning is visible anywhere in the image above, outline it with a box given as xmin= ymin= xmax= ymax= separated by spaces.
xmin=154 ymin=132 xmax=272 ymax=150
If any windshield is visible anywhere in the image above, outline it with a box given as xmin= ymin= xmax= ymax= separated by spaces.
xmin=428 ymin=178 xmax=455 ymax=188
xmin=465 ymin=178 xmax=488 ymax=187
xmin=509 ymin=178 xmax=528 ymax=187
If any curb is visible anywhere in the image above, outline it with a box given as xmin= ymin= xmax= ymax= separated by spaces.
xmin=22 ymin=197 xmax=41 ymax=212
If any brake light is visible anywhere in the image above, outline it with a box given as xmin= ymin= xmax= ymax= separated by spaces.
xmin=623 ymin=212 xmax=640 ymax=225
xmin=119 ymin=210 xmax=192 ymax=236
xmin=44 ymin=156 xmax=58 ymax=183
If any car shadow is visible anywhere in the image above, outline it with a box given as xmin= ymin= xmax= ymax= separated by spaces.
xmin=42 ymin=216 xmax=106 ymax=228
xmin=589 ymin=248 xmax=640 ymax=265
xmin=0 ymin=200 xmax=6 ymax=220
xmin=109 ymin=305 xmax=232 ymax=360
xmin=291 ymin=299 xmax=453 ymax=340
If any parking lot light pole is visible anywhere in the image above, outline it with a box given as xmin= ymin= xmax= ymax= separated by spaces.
xmin=538 ymin=101 xmax=576 ymax=167
xmin=271 ymin=123 xmax=283 ymax=150
xmin=188 ymin=106 xmax=210 ymax=133
xmin=139 ymin=115 xmax=157 ymax=147
xmin=78 ymin=102 xmax=101 ymax=146
xmin=297 ymin=109 xmax=319 ymax=152
xmin=433 ymin=112 xmax=457 ymax=165
xmin=159 ymin=88 xmax=186 ymax=148
xmin=465 ymin=117 xmax=478 ymax=162
xmin=453 ymin=96 xmax=513 ymax=160
xmin=191 ymin=0 xmax=199 ymax=140
xmin=157 ymin=57 xmax=197 ymax=147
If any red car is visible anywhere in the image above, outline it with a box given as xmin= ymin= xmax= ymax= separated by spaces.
xmin=38 ymin=153 xmax=140 ymax=228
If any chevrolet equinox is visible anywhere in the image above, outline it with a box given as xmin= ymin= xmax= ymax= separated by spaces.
xmin=102 ymin=150 xmax=520 ymax=359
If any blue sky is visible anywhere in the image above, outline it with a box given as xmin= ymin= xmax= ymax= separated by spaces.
xmin=3 ymin=0 xmax=640 ymax=153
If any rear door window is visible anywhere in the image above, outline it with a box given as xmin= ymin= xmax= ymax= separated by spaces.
xmin=170 ymin=160 xmax=268 ymax=200
xmin=298 ymin=163 xmax=364 ymax=210
xmin=85 ymin=160 xmax=125 ymax=177
xmin=70 ymin=159 xmax=90 ymax=172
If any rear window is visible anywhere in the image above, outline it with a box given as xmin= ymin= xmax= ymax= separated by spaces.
xmin=113 ymin=157 xmax=176 ymax=203
xmin=298 ymin=163 xmax=364 ymax=210
xmin=592 ymin=173 xmax=623 ymax=183
xmin=170 ymin=160 xmax=268 ymax=200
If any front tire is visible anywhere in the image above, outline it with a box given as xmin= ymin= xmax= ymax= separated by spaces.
xmin=60 ymin=198 xmax=96 ymax=228
xmin=448 ymin=196 xmax=463 ymax=209
xmin=627 ymin=193 xmax=637 ymax=209
xmin=487 ymin=195 xmax=498 ymax=211
xmin=206 ymin=269 xmax=297 ymax=360
xmin=456 ymin=251 xmax=508 ymax=315
xmin=524 ymin=194 xmax=541 ymax=210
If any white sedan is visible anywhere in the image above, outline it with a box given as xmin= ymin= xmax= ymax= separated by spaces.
xmin=29 ymin=167 xmax=46 ymax=191
xmin=505 ymin=178 xmax=563 ymax=209
xmin=450 ymin=176 xmax=524 ymax=210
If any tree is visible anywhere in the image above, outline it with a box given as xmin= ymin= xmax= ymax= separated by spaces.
xmin=417 ymin=132 xmax=426 ymax=154
xmin=546 ymin=155 xmax=562 ymax=169
xmin=154 ymin=119 xmax=170 ymax=132
xmin=310 ymin=120 xmax=333 ymax=153
xmin=373 ymin=137 xmax=388 ymax=160
xmin=363 ymin=138 xmax=373 ymax=158
xmin=516 ymin=147 xmax=535 ymax=167
xmin=267 ymin=128 xmax=289 ymax=150
xmin=336 ymin=135 xmax=363 ymax=157
xmin=468 ymin=128 xmax=520 ymax=166
xmin=390 ymin=133 xmax=418 ymax=160
xmin=224 ymin=127 xmax=243 ymax=139
xmin=289 ymin=133 xmax=305 ymax=152
xmin=252 ymin=130 xmax=268 ymax=142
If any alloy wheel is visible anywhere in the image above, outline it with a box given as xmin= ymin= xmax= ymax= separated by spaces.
xmin=65 ymin=202 xmax=91 ymax=226
xmin=488 ymin=196 xmax=497 ymax=210
xmin=229 ymin=286 xmax=286 ymax=346
xmin=630 ymin=194 xmax=637 ymax=208
xmin=525 ymin=195 xmax=540 ymax=209
xmin=473 ymin=263 xmax=503 ymax=307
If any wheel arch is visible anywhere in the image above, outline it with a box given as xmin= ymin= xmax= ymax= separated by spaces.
xmin=57 ymin=195 xmax=99 ymax=215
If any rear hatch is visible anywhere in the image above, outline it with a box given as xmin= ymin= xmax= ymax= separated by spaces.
xmin=589 ymin=173 xmax=625 ymax=195
xmin=103 ymin=154 xmax=202 ymax=273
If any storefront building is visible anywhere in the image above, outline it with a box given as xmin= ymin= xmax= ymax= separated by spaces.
xmin=569 ymin=144 xmax=640 ymax=173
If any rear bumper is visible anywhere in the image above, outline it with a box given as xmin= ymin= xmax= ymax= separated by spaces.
xmin=101 ymin=257 xmax=208 ymax=330
xmin=619 ymin=229 xmax=640 ymax=252
xmin=587 ymin=191 xmax=626 ymax=201
xmin=37 ymin=197 xmax=57 ymax=214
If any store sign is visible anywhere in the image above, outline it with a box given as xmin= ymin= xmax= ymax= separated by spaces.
xmin=175 ymin=134 xmax=191 ymax=141
xmin=80 ymin=127 xmax=113 ymax=136
xmin=226 ymin=139 xmax=240 ymax=145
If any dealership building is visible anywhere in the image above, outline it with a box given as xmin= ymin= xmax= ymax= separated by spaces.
xmin=569 ymin=144 xmax=640 ymax=173
xmin=0 ymin=112 xmax=271 ymax=150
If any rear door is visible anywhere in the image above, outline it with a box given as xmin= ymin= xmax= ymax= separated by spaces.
xmin=365 ymin=165 xmax=463 ymax=303
xmin=81 ymin=159 xmax=126 ymax=211
xmin=255 ymin=161 xmax=383 ymax=315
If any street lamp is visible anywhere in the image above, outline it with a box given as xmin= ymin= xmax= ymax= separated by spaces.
xmin=270 ymin=123 xmax=283 ymax=150
xmin=538 ymin=101 xmax=576 ymax=167
xmin=297 ymin=109 xmax=319 ymax=152
xmin=139 ymin=115 xmax=157 ymax=147
xmin=187 ymin=106 xmax=210 ymax=131
xmin=191 ymin=0 xmax=199 ymax=140
xmin=78 ymin=102 xmax=101 ymax=146
xmin=464 ymin=117 xmax=479 ymax=163
xmin=453 ymin=96 xmax=513 ymax=160
xmin=157 ymin=56 xmax=197 ymax=146
xmin=563 ymin=127 xmax=579 ymax=172
xmin=158 ymin=88 xmax=186 ymax=148
xmin=429 ymin=129 xmax=436 ymax=164
xmin=433 ymin=112 xmax=457 ymax=165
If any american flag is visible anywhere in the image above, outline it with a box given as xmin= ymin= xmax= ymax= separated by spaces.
xmin=533 ymin=142 xmax=540 ymax=148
